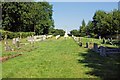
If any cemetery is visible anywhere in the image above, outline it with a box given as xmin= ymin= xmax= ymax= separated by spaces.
xmin=1 ymin=1 xmax=120 ymax=79
xmin=0 ymin=33 xmax=120 ymax=78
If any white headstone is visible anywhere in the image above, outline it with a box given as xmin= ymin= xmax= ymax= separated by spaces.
xmin=12 ymin=38 xmax=16 ymax=45
xmin=56 ymin=35 xmax=60 ymax=39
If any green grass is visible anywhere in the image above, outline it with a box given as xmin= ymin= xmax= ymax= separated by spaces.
xmin=1 ymin=37 xmax=120 ymax=78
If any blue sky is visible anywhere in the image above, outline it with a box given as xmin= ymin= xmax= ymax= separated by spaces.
xmin=50 ymin=2 xmax=118 ymax=33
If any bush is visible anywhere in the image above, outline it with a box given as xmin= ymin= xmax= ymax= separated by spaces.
xmin=19 ymin=32 xmax=35 ymax=38
xmin=0 ymin=30 xmax=35 ymax=39
xmin=70 ymin=30 xmax=80 ymax=37
xmin=53 ymin=29 xmax=65 ymax=36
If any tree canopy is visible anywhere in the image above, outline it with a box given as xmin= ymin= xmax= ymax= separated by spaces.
xmin=78 ymin=9 xmax=120 ymax=38
xmin=70 ymin=29 xmax=80 ymax=37
xmin=2 ymin=2 xmax=54 ymax=35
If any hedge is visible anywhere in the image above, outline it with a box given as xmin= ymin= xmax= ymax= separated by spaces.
xmin=0 ymin=30 xmax=35 ymax=39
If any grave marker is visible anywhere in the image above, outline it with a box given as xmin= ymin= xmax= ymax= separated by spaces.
xmin=56 ymin=35 xmax=60 ymax=39
xmin=99 ymin=36 xmax=101 ymax=40
xmin=4 ymin=34 xmax=13 ymax=51
xmin=85 ymin=42 xmax=88 ymax=48
xmin=79 ymin=41 xmax=82 ymax=47
xmin=102 ymin=38 xmax=106 ymax=44
xmin=93 ymin=43 xmax=98 ymax=52
xmin=100 ymin=46 xmax=106 ymax=56
xmin=16 ymin=37 xmax=20 ymax=48
xmin=12 ymin=38 xmax=16 ymax=45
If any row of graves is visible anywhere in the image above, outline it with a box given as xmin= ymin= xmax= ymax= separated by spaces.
xmin=1 ymin=33 xmax=70 ymax=62
xmin=2 ymin=35 xmax=23 ymax=62
xmin=72 ymin=35 xmax=90 ymax=48
xmin=72 ymin=35 xmax=120 ymax=57
xmin=4 ymin=34 xmax=55 ymax=51
xmin=1 ymin=34 xmax=54 ymax=62
xmin=4 ymin=33 xmax=66 ymax=52
xmin=93 ymin=43 xmax=120 ymax=56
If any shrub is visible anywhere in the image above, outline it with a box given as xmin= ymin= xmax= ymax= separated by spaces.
xmin=0 ymin=30 xmax=35 ymax=39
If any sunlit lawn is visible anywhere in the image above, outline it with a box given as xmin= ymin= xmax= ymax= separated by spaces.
xmin=1 ymin=37 xmax=119 ymax=78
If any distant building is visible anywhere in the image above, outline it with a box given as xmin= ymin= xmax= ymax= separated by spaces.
xmin=118 ymin=1 xmax=120 ymax=11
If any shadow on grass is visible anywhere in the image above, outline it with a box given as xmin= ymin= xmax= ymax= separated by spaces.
xmin=78 ymin=49 xmax=120 ymax=79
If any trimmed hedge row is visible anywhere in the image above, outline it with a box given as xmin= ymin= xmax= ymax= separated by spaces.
xmin=0 ymin=30 xmax=35 ymax=39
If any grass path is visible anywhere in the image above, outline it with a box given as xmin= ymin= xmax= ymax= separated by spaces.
xmin=2 ymin=37 xmax=99 ymax=78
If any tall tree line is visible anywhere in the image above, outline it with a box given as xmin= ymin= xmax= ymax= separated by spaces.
xmin=2 ymin=2 xmax=54 ymax=35
xmin=78 ymin=10 xmax=120 ymax=38
xmin=92 ymin=10 xmax=120 ymax=37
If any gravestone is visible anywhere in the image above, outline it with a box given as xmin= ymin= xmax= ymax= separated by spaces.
xmin=4 ymin=41 xmax=9 ymax=51
xmin=79 ymin=42 xmax=82 ymax=47
xmin=100 ymin=46 xmax=106 ymax=56
xmin=56 ymin=35 xmax=60 ymax=39
xmin=93 ymin=43 xmax=98 ymax=52
xmin=85 ymin=42 xmax=88 ymax=48
xmin=102 ymin=38 xmax=105 ymax=44
xmin=47 ymin=35 xmax=52 ymax=39
xmin=30 ymin=36 xmax=34 ymax=44
xmin=4 ymin=35 xmax=9 ymax=51
xmin=108 ymin=38 xmax=110 ymax=42
xmin=16 ymin=37 xmax=20 ymax=48
xmin=31 ymin=35 xmax=34 ymax=47
xmin=110 ymin=38 xmax=112 ymax=42
xmin=72 ymin=35 xmax=74 ymax=38
xmin=43 ymin=35 xmax=46 ymax=40
xmin=4 ymin=35 xmax=13 ymax=51
xmin=99 ymin=36 xmax=101 ymax=40
xmin=12 ymin=38 xmax=16 ymax=45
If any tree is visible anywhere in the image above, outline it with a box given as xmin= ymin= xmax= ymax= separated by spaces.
xmin=53 ymin=29 xmax=65 ymax=36
xmin=79 ymin=19 xmax=87 ymax=36
xmin=2 ymin=2 xmax=54 ymax=35
xmin=92 ymin=10 xmax=120 ymax=38
xmin=112 ymin=9 xmax=120 ymax=34
xmin=70 ymin=29 xmax=80 ymax=37
xmin=92 ymin=10 xmax=107 ymax=37
xmin=86 ymin=21 xmax=94 ymax=36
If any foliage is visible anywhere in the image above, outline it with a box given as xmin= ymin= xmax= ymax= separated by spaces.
xmin=53 ymin=29 xmax=65 ymax=36
xmin=70 ymin=29 xmax=80 ymax=37
xmin=0 ymin=30 xmax=34 ymax=39
xmin=2 ymin=2 xmax=54 ymax=35
xmin=79 ymin=10 xmax=120 ymax=38
xmin=79 ymin=19 xmax=87 ymax=36
xmin=91 ymin=10 xmax=120 ymax=38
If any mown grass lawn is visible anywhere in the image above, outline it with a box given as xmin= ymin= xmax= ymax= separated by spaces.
xmin=1 ymin=37 xmax=120 ymax=78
